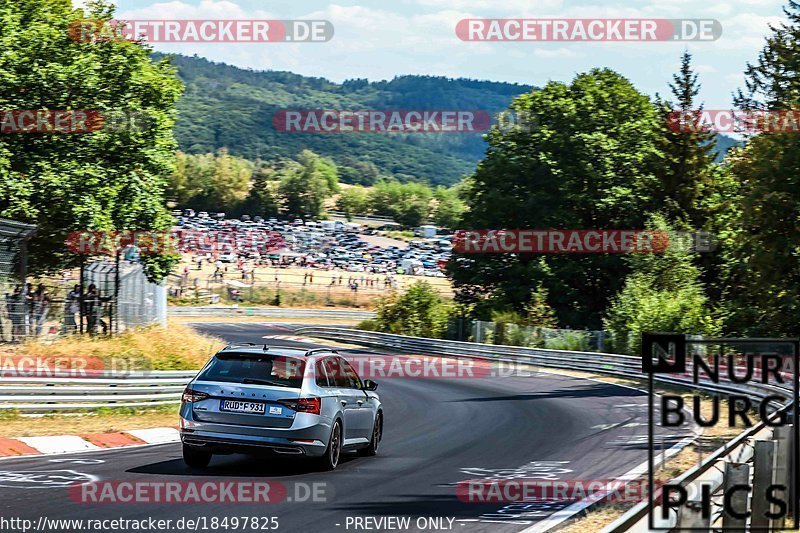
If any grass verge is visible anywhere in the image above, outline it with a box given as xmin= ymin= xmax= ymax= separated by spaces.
xmin=0 ymin=323 xmax=225 ymax=371
xmin=0 ymin=405 xmax=180 ymax=438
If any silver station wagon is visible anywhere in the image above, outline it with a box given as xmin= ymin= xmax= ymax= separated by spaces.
xmin=180 ymin=344 xmax=382 ymax=470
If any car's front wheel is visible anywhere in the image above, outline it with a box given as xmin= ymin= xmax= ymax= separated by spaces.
xmin=183 ymin=444 xmax=212 ymax=468
xmin=318 ymin=420 xmax=342 ymax=471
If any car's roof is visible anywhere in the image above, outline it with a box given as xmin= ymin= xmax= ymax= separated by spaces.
xmin=216 ymin=344 xmax=338 ymax=358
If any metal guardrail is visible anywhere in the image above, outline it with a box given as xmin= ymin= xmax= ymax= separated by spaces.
xmin=295 ymin=327 xmax=796 ymax=532
xmin=0 ymin=371 xmax=195 ymax=412
xmin=167 ymin=306 xmax=376 ymax=319
xmin=294 ymin=327 xmax=786 ymax=402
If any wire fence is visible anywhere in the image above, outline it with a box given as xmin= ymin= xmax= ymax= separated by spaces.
xmin=446 ymin=318 xmax=609 ymax=352
xmin=0 ymin=260 xmax=166 ymax=343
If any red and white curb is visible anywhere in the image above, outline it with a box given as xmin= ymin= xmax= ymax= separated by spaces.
xmin=0 ymin=427 xmax=180 ymax=457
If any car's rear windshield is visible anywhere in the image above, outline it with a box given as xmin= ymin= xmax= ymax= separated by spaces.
xmin=198 ymin=353 xmax=306 ymax=388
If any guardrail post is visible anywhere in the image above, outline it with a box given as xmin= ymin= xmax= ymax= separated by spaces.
xmin=722 ymin=462 xmax=750 ymax=531
xmin=676 ymin=499 xmax=711 ymax=530
xmin=774 ymin=424 xmax=793 ymax=528
xmin=751 ymin=439 xmax=776 ymax=530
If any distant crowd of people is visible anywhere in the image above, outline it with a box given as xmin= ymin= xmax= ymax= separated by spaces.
xmin=4 ymin=283 xmax=51 ymax=339
xmin=3 ymin=282 xmax=111 ymax=340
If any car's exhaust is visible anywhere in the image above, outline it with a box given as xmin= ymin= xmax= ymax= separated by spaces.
xmin=272 ymin=447 xmax=305 ymax=455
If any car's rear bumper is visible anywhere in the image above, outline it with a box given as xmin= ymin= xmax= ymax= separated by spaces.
xmin=181 ymin=431 xmax=327 ymax=456
xmin=180 ymin=412 xmax=332 ymax=457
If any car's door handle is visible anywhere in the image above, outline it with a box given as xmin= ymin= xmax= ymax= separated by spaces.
xmin=357 ymin=400 xmax=364 ymax=406
xmin=340 ymin=400 xmax=348 ymax=406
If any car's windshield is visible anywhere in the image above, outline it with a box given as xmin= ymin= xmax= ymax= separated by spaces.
xmin=198 ymin=354 xmax=306 ymax=388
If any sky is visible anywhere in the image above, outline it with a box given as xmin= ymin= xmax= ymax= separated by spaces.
xmin=73 ymin=0 xmax=790 ymax=109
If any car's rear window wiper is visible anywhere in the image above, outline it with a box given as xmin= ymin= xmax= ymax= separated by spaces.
xmin=242 ymin=378 xmax=292 ymax=387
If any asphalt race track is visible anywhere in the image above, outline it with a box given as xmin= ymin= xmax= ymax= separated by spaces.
xmin=0 ymin=323 xmax=693 ymax=533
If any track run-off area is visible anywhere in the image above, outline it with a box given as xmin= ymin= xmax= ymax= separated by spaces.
xmin=0 ymin=322 xmax=694 ymax=533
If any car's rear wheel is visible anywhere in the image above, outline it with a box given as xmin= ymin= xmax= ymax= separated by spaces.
xmin=359 ymin=412 xmax=382 ymax=457
xmin=318 ymin=420 xmax=342 ymax=471
xmin=183 ymin=444 xmax=212 ymax=468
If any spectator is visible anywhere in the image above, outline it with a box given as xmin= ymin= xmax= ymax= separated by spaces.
xmin=63 ymin=284 xmax=81 ymax=333
xmin=6 ymin=285 xmax=25 ymax=340
xmin=82 ymin=284 xmax=100 ymax=335
xmin=32 ymin=284 xmax=51 ymax=336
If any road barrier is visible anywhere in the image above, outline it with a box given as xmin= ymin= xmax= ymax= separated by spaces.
xmin=599 ymin=414 xmax=793 ymax=532
xmin=294 ymin=327 xmax=787 ymax=402
xmin=0 ymin=371 xmax=195 ymax=411
xmin=167 ymin=307 xmax=376 ymax=319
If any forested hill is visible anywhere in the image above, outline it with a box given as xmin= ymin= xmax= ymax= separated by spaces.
xmin=155 ymin=53 xmax=533 ymax=185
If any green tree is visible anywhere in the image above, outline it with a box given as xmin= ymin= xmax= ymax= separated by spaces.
xmin=338 ymin=160 xmax=381 ymax=186
xmin=373 ymin=281 xmax=453 ymax=338
xmin=169 ymin=149 xmax=252 ymax=212
xmin=523 ymin=285 xmax=558 ymax=328
xmin=278 ymin=150 xmax=338 ymax=218
xmin=718 ymin=0 xmax=800 ymax=336
xmin=368 ymin=180 xmax=433 ymax=226
xmin=655 ymin=51 xmax=718 ymax=228
xmin=335 ymin=187 xmax=369 ymax=220
xmin=432 ymin=186 xmax=466 ymax=228
xmin=240 ymin=159 xmax=281 ymax=217
xmin=0 ymin=0 xmax=183 ymax=280
xmin=210 ymin=148 xmax=252 ymax=209
xmin=449 ymin=69 xmax=663 ymax=328
xmin=720 ymin=136 xmax=800 ymax=336
xmin=604 ymin=215 xmax=719 ymax=354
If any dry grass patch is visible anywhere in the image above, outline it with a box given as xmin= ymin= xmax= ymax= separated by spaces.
xmin=0 ymin=323 xmax=224 ymax=370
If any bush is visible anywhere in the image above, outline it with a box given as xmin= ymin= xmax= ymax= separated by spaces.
xmin=373 ymin=281 xmax=454 ymax=338
xmin=356 ymin=319 xmax=378 ymax=331
xmin=603 ymin=215 xmax=720 ymax=354
xmin=544 ymin=330 xmax=591 ymax=351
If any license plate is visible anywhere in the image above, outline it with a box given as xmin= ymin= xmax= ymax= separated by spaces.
xmin=220 ymin=400 xmax=266 ymax=415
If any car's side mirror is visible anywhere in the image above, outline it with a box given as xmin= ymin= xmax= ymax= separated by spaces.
xmin=363 ymin=379 xmax=378 ymax=391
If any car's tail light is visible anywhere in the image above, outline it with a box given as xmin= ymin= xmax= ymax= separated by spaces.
xmin=278 ymin=397 xmax=321 ymax=415
xmin=182 ymin=388 xmax=209 ymax=403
